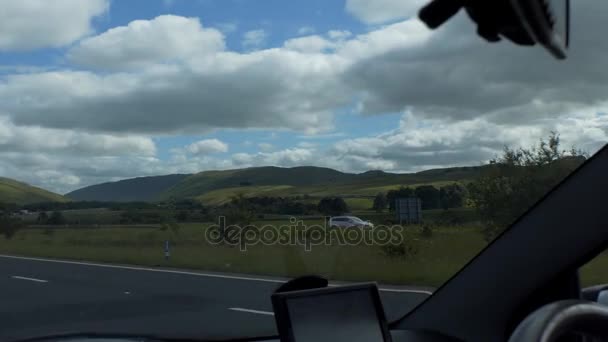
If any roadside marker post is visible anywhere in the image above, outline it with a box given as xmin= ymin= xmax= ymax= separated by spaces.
xmin=164 ymin=240 xmax=170 ymax=261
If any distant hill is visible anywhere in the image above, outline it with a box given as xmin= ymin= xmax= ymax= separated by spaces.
xmin=164 ymin=166 xmax=486 ymax=206
xmin=64 ymin=165 xmax=486 ymax=204
xmin=0 ymin=177 xmax=68 ymax=205
xmin=160 ymin=166 xmax=356 ymax=199
xmin=66 ymin=174 xmax=190 ymax=202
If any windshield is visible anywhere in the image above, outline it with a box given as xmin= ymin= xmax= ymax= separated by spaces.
xmin=0 ymin=0 xmax=606 ymax=340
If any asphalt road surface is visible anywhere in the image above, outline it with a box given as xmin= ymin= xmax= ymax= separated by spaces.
xmin=0 ymin=255 xmax=431 ymax=341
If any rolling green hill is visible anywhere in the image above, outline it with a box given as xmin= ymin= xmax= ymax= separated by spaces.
xmin=161 ymin=166 xmax=483 ymax=205
xmin=64 ymin=165 xmax=484 ymax=205
xmin=160 ymin=166 xmax=355 ymax=200
xmin=0 ymin=177 xmax=68 ymax=205
xmin=66 ymin=174 xmax=190 ymax=202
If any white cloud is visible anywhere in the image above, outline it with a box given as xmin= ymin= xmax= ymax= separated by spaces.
xmin=0 ymin=116 xmax=155 ymax=156
xmin=232 ymin=148 xmax=315 ymax=167
xmin=242 ymin=29 xmax=267 ymax=50
xmin=328 ymin=30 xmax=352 ymax=40
xmin=0 ymin=16 xmax=432 ymax=137
xmin=68 ymin=15 xmax=225 ymax=70
xmin=0 ymin=0 xmax=109 ymax=51
xmin=325 ymin=110 xmax=608 ymax=173
xmin=345 ymin=0 xmax=426 ymax=24
xmin=284 ymin=35 xmax=335 ymax=53
xmin=258 ymin=142 xmax=274 ymax=152
xmin=187 ymin=139 xmax=229 ymax=154
xmin=297 ymin=26 xmax=316 ymax=35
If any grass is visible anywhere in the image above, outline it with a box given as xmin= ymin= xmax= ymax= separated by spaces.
xmin=20 ymin=208 xmax=124 ymax=224
xmin=1 ymin=221 xmax=606 ymax=287
xmin=580 ymin=252 xmax=608 ymax=287
xmin=0 ymin=177 xmax=68 ymax=205
xmin=344 ymin=198 xmax=373 ymax=211
xmin=0 ymin=222 xmax=487 ymax=287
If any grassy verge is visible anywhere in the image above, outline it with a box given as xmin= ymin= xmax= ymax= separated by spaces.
xmin=0 ymin=222 xmax=485 ymax=287
xmin=3 ymin=221 xmax=605 ymax=287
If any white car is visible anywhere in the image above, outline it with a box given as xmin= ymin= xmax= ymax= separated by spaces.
xmin=329 ymin=216 xmax=374 ymax=228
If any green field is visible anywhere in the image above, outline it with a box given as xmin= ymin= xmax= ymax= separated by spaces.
xmin=0 ymin=221 xmax=606 ymax=287
xmin=0 ymin=222 xmax=485 ymax=286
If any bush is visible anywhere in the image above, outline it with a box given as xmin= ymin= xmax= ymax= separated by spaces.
xmin=380 ymin=240 xmax=419 ymax=259
xmin=469 ymin=132 xmax=587 ymax=241
xmin=317 ymin=197 xmax=349 ymax=216
xmin=0 ymin=216 xmax=23 ymax=240
xmin=175 ymin=210 xmax=189 ymax=222
xmin=47 ymin=211 xmax=66 ymax=225
xmin=436 ymin=210 xmax=464 ymax=226
xmin=420 ymin=224 xmax=434 ymax=239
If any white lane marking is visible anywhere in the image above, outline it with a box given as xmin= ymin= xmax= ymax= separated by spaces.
xmin=327 ymin=283 xmax=432 ymax=295
xmin=229 ymin=307 xmax=274 ymax=316
xmin=0 ymin=255 xmax=432 ymax=295
xmin=11 ymin=276 xmax=48 ymax=283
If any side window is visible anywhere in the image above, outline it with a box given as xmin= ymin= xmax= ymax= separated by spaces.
xmin=581 ymin=251 xmax=608 ymax=289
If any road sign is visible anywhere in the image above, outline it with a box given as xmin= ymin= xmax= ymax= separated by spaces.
xmin=395 ymin=198 xmax=422 ymax=224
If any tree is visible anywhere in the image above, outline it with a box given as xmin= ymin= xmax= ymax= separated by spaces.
xmin=47 ymin=211 xmax=66 ymax=225
xmin=469 ymin=132 xmax=587 ymax=241
xmin=439 ymin=184 xmax=466 ymax=210
xmin=372 ymin=193 xmax=388 ymax=212
xmin=37 ymin=211 xmax=49 ymax=224
xmin=386 ymin=187 xmax=414 ymax=211
xmin=0 ymin=210 xmax=22 ymax=239
xmin=317 ymin=197 xmax=349 ymax=216
xmin=175 ymin=210 xmax=189 ymax=222
xmin=224 ymin=193 xmax=255 ymax=226
xmin=414 ymin=185 xmax=441 ymax=210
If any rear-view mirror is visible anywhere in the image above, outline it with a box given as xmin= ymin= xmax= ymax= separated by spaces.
xmin=419 ymin=0 xmax=571 ymax=59
xmin=511 ymin=0 xmax=570 ymax=59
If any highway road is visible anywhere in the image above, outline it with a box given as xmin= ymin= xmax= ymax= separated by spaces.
xmin=0 ymin=255 xmax=431 ymax=341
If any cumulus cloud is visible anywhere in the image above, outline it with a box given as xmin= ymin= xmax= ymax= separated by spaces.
xmin=328 ymin=30 xmax=352 ymax=40
xmin=258 ymin=143 xmax=274 ymax=152
xmin=345 ymin=0 xmax=427 ymax=24
xmin=0 ymin=116 xmax=157 ymax=193
xmin=68 ymin=15 xmax=225 ymax=70
xmin=187 ymin=139 xmax=229 ymax=154
xmin=0 ymin=16 xmax=433 ymax=137
xmin=0 ymin=0 xmax=108 ymax=51
xmin=284 ymin=35 xmax=335 ymax=53
xmin=325 ymin=109 xmax=608 ymax=173
xmin=0 ymin=116 xmax=155 ymax=156
xmin=232 ymin=148 xmax=315 ymax=167
xmin=342 ymin=1 xmax=608 ymax=128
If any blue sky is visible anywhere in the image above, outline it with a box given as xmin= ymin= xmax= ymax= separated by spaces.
xmin=0 ymin=0 xmax=606 ymax=193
